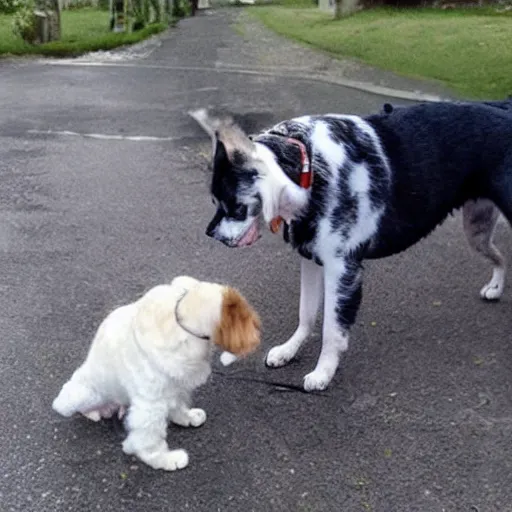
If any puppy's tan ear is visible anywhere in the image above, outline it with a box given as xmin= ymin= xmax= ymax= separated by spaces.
xmin=214 ymin=287 xmax=261 ymax=356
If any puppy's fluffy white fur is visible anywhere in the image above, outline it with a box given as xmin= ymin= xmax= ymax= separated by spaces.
xmin=52 ymin=275 xmax=260 ymax=471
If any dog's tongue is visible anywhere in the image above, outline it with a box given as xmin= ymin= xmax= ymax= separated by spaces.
xmin=237 ymin=221 xmax=258 ymax=247
xmin=269 ymin=217 xmax=282 ymax=233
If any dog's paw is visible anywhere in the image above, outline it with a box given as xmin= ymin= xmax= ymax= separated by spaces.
xmin=480 ymin=281 xmax=504 ymax=301
xmin=161 ymin=449 xmax=189 ymax=471
xmin=188 ymin=408 xmax=207 ymax=427
xmin=480 ymin=268 xmax=505 ymax=301
xmin=303 ymin=369 xmax=331 ymax=392
xmin=266 ymin=344 xmax=295 ymax=368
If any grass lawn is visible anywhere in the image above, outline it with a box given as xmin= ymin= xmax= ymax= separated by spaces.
xmin=251 ymin=5 xmax=512 ymax=99
xmin=0 ymin=8 xmax=168 ymax=58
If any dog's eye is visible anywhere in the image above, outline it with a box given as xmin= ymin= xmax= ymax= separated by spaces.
xmin=233 ymin=204 xmax=247 ymax=221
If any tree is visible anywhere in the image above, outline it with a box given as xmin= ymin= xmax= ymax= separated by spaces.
xmin=36 ymin=0 xmax=61 ymax=41
xmin=334 ymin=0 xmax=342 ymax=18
xmin=333 ymin=0 xmax=359 ymax=18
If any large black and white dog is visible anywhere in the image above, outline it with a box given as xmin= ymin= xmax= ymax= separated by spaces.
xmin=190 ymin=99 xmax=512 ymax=392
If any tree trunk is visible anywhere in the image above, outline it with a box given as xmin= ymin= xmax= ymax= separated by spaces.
xmin=334 ymin=0 xmax=359 ymax=18
xmin=48 ymin=0 xmax=61 ymax=40
xmin=334 ymin=0 xmax=343 ymax=18
xmin=35 ymin=0 xmax=61 ymax=42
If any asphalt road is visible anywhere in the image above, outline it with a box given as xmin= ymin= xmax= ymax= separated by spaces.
xmin=1 ymin=9 xmax=511 ymax=512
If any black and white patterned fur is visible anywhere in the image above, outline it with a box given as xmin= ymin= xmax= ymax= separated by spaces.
xmin=190 ymin=99 xmax=512 ymax=392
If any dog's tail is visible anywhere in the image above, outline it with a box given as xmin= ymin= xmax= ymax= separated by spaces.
xmin=52 ymin=374 xmax=101 ymax=418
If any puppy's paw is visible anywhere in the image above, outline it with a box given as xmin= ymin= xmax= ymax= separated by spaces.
xmin=188 ymin=408 xmax=206 ymax=427
xmin=266 ymin=344 xmax=295 ymax=368
xmin=220 ymin=351 xmax=238 ymax=366
xmin=161 ymin=449 xmax=189 ymax=471
xmin=303 ymin=369 xmax=331 ymax=392
xmin=122 ymin=438 xmax=136 ymax=456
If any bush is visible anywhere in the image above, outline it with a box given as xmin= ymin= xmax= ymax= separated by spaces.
xmin=65 ymin=0 xmax=98 ymax=10
xmin=172 ymin=0 xmax=191 ymax=18
xmin=12 ymin=0 xmax=36 ymax=43
xmin=0 ymin=0 xmax=22 ymax=14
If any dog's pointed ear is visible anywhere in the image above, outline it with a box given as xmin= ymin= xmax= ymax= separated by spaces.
xmin=189 ymin=108 xmax=221 ymax=158
xmin=189 ymin=108 xmax=256 ymax=162
xmin=275 ymin=183 xmax=309 ymax=224
xmin=189 ymin=108 xmax=220 ymax=141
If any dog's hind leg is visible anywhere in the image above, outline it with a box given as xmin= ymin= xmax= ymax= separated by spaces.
xmin=266 ymin=257 xmax=323 ymax=368
xmin=168 ymin=406 xmax=207 ymax=428
xmin=52 ymin=370 xmax=105 ymax=420
xmin=167 ymin=389 xmax=206 ymax=428
xmin=463 ymin=199 xmax=506 ymax=301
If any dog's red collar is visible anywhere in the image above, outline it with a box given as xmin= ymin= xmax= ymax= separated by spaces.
xmin=270 ymin=137 xmax=312 ymax=234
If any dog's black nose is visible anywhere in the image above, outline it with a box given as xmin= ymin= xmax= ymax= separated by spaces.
xmin=206 ymin=209 xmax=223 ymax=239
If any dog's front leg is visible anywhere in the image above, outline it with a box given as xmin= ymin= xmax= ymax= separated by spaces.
xmin=122 ymin=400 xmax=189 ymax=471
xmin=303 ymin=257 xmax=363 ymax=392
xmin=266 ymin=257 xmax=324 ymax=368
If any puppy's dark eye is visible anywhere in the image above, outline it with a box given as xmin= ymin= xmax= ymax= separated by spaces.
xmin=233 ymin=204 xmax=247 ymax=221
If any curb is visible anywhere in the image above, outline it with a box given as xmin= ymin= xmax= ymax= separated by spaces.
xmin=40 ymin=58 xmax=452 ymax=103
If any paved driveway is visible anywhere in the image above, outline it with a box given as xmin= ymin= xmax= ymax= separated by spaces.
xmin=0 ymin=9 xmax=511 ymax=512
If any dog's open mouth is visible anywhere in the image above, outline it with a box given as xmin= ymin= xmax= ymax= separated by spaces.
xmin=236 ymin=219 xmax=260 ymax=247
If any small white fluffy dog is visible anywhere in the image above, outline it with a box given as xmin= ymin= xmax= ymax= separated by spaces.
xmin=52 ymin=276 xmax=260 ymax=471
